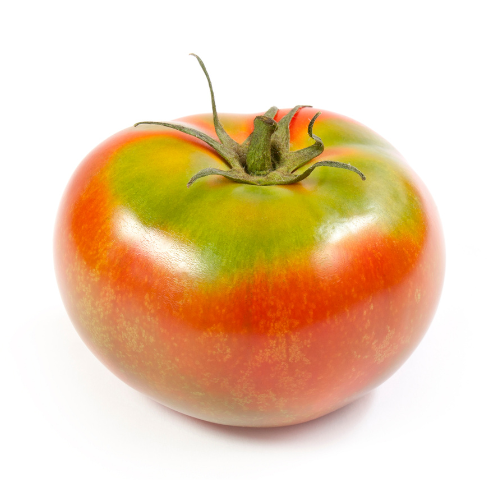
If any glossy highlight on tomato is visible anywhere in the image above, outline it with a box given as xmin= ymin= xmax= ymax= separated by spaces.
xmin=54 ymin=61 xmax=444 ymax=427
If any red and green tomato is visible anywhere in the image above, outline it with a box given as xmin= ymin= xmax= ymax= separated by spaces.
xmin=54 ymin=57 xmax=444 ymax=427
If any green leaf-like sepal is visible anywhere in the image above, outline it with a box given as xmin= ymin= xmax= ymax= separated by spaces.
xmin=293 ymin=161 xmax=367 ymax=182
xmin=135 ymin=54 xmax=366 ymax=187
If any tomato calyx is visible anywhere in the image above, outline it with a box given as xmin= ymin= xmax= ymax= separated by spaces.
xmin=135 ymin=54 xmax=366 ymax=187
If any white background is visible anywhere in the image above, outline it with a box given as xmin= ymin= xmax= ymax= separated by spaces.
xmin=2 ymin=1 xmax=499 ymax=498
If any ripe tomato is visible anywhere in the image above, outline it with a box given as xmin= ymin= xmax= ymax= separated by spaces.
xmin=54 ymin=56 xmax=444 ymax=427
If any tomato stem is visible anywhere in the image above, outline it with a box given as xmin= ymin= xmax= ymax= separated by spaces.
xmin=246 ymin=116 xmax=278 ymax=175
xmin=134 ymin=55 xmax=366 ymax=187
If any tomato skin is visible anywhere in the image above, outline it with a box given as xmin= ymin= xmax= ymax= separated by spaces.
xmin=54 ymin=107 xmax=445 ymax=427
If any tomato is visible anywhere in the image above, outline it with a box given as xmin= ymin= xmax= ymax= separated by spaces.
xmin=54 ymin=56 xmax=445 ymax=427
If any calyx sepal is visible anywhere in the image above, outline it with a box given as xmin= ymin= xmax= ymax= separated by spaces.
xmin=135 ymin=54 xmax=366 ymax=187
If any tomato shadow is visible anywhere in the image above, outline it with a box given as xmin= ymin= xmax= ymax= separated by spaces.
xmin=149 ymin=391 xmax=375 ymax=445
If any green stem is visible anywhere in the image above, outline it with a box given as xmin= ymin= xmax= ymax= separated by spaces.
xmin=246 ymin=116 xmax=278 ymax=175
xmin=134 ymin=54 xmax=366 ymax=187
